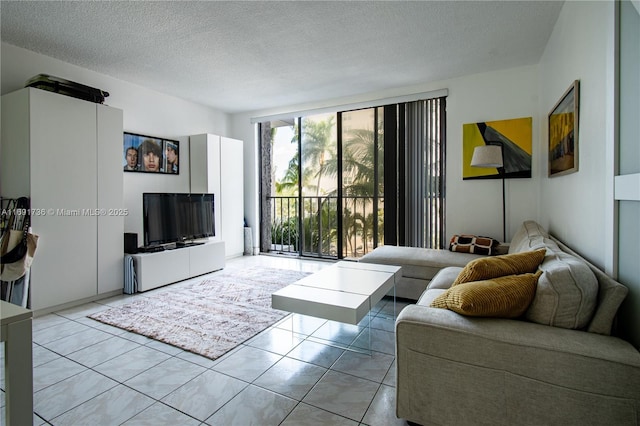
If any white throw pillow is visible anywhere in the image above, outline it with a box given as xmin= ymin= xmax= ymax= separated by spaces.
xmin=525 ymin=250 xmax=598 ymax=329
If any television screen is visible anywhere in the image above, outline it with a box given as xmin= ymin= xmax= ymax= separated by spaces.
xmin=189 ymin=194 xmax=215 ymax=239
xmin=175 ymin=193 xmax=193 ymax=240
xmin=143 ymin=193 xmax=179 ymax=245
xmin=143 ymin=193 xmax=215 ymax=246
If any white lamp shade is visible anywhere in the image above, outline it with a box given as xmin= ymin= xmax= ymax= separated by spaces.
xmin=470 ymin=145 xmax=503 ymax=168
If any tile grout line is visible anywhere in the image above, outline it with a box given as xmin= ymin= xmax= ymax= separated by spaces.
xmin=18 ymin=260 xmax=404 ymax=425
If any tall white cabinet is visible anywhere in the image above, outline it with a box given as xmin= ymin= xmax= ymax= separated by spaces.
xmin=1 ymin=88 xmax=124 ymax=311
xmin=190 ymin=134 xmax=244 ymax=257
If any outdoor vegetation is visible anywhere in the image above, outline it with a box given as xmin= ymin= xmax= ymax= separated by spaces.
xmin=270 ymin=110 xmax=384 ymax=259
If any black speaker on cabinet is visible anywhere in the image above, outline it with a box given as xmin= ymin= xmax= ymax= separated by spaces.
xmin=124 ymin=233 xmax=138 ymax=254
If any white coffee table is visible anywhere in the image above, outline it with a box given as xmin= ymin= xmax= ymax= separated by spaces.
xmin=272 ymin=261 xmax=402 ymax=352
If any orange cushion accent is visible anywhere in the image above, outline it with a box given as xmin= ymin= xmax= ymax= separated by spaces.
xmin=453 ymin=248 xmax=546 ymax=286
xmin=430 ymin=271 xmax=542 ymax=318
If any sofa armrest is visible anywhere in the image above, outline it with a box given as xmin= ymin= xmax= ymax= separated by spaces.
xmin=495 ymin=242 xmax=510 ymax=255
xmin=396 ymin=305 xmax=640 ymax=396
xmin=396 ymin=305 xmax=640 ymax=426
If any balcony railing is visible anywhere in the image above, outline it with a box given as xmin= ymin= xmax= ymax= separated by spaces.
xmin=268 ymin=195 xmax=383 ymax=259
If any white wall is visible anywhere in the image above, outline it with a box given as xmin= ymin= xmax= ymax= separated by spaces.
xmin=445 ymin=66 xmax=541 ymax=242
xmin=3 ymin=0 xmax=616 ymax=265
xmin=1 ymin=43 xmax=230 ymax=243
xmin=231 ymin=1 xmax=619 ymax=275
xmin=231 ymin=64 xmax=542 ymax=249
xmin=537 ymin=1 xmax=616 ymax=271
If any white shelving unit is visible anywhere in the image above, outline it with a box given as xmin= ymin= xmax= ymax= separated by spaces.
xmin=131 ymin=240 xmax=225 ymax=292
xmin=1 ymin=88 xmax=124 ymax=311
xmin=190 ymin=134 xmax=245 ymax=257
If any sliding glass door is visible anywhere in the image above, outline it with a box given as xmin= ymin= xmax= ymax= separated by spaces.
xmin=261 ymin=97 xmax=445 ymax=260
xmin=264 ymin=109 xmax=383 ymax=260
xmin=299 ymin=113 xmax=338 ymax=257
xmin=340 ymin=108 xmax=384 ymax=259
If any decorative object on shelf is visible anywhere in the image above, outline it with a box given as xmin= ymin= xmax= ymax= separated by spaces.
xmin=123 ymin=132 xmax=179 ymax=174
xmin=462 ymin=117 xmax=532 ymax=180
xmin=25 ymin=73 xmax=109 ymax=104
xmin=548 ymin=80 xmax=579 ymax=177
xmin=470 ymin=144 xmax=506 ymax=242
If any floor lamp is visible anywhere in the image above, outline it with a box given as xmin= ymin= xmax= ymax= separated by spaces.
xmin=471 ymin=144 xmax=506 ymax=242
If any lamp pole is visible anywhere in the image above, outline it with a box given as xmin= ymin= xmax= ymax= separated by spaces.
xmin=499 ymin=147 xmax=506 ymax=243
xmin=470 ymin=143 xmax=506 ymax=242
xmin=491 ymin=141 xmax=506 ymax=243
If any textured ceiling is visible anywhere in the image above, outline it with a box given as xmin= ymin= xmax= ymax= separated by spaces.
xmin=1 ymin=1 xmax=563 ymax=114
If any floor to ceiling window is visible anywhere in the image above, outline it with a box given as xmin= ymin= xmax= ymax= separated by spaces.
xmin=260 ymin=96 xmax=446 ymax=260
xmin=300 ymin=113 xmax=338 ymax=257
xmin=340 ymin=108 xmax=384 ymax=258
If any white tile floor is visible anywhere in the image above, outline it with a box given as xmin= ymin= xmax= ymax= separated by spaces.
xmin=1 ymin=255 xmax=412 ymax=425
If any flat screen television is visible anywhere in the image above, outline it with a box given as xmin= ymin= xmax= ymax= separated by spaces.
xmin=143 ymin=193 xmax=215 ymax=246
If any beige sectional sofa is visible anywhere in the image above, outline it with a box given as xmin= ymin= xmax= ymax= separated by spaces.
xmin=359 ymin=245 xmax=488 ymax=300
xmin=363 ymin=220 xmax=640 ymax=425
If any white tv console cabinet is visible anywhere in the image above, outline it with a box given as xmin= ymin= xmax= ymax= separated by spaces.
xmin=131 ymin=241 xmax=225 ymax=292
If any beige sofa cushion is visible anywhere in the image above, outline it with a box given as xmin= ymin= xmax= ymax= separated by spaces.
xmin=428 ymin=267 xmax=463 ymax=290
xmin=546 ymin=236 xmax=629 ymax=335
xmin=359 ymin=245 xmax=482 ymax=281
xmin=509 ymin=220 xmax=549 ymax=254
xmin=395 ymin=304 xmax=640 ymax=426
xmin=430 ymin=272 xmax=542 ymax=318
xmin=587 ymin=280 xmax=629 ymax=335
xmin=526 ymin=250 xmax=599 ymax=329
xmin=417 ymin=288 xmax=446 ymax=306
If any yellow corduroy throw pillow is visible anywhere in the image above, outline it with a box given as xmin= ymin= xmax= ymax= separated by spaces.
xmin=453 ymin=248 xmax=546 ymax=286
xmin=431 ymin=271 xmax=543 ymax=318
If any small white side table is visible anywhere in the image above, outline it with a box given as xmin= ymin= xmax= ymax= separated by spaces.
xmin=1 ymin=300 xmax=33 ymax=426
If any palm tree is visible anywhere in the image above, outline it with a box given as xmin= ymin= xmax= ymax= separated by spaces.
xmin=342 ymin=127 xmax=383 ymax=198
xmin=274 ymin=154 xmax=299 ymax=195
xmin=341 ymin=126 xmax=384 ymax=256
xmin=271 ymin=114 xmax=385 ymax=258
xmin=301 ymin=116 xmax=336 ymax=196
xmin=276 ymin=118 xmax=337 ymax=196
xmin=341 ymin=206 xmax=365 ymax=257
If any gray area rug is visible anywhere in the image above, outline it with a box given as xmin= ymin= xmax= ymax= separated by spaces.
xmin=89 ymin=266 xmax=309 ymax=359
